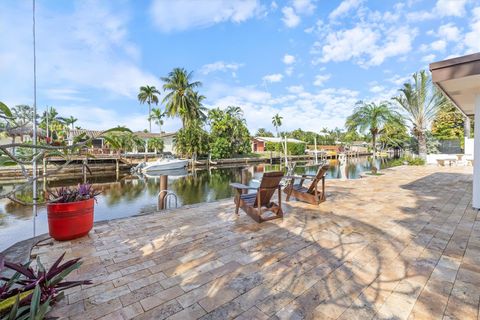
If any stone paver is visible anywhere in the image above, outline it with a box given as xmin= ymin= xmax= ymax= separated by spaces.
xmin=31 ymin=165 xmax=480 ymax=319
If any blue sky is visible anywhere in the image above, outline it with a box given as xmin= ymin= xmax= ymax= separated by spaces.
xmin=1 ymin=0 xmax=479 ymax=133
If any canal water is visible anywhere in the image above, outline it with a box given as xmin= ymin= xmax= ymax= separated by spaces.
xmin=0 ymin=157 xmax=395 ymax=251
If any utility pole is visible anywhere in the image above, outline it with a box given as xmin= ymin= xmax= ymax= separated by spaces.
xmin=32 ymin=0 xmax=38 ymax=237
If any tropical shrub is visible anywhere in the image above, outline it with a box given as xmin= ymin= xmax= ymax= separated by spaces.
xmin=48 ymin=183 xmax=100 ymax=203
xmin=208 ymin=106 xmax=250 ymax=159
xmin=0 ymin=253 xmax=91 ymax=319
xmin=148 ymin=137 xmax=164 ymax=153
xmin=174 ymin=122 xmax=209 ymax=158
xmin=264 ymin=142 xmax=305 ymax=155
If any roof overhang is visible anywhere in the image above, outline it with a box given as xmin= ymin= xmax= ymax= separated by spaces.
xmin=429 ymin=52 xmax=480 ymax=116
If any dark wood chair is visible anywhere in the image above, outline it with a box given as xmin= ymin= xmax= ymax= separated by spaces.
xmin=230 ymin=171 xmax=284 ymax=223
xmin=284 ymin=164 xmax=329 ymax=205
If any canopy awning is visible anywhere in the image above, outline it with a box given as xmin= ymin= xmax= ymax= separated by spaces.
xmin=430 ymin=52 xmax=480 ymax=209
xmin=429 ymin=52 xmax=480 ymax=115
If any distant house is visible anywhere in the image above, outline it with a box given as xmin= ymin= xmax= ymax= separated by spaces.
xmin=67 ymin=129 xmax=177 ymax=154
xmin=133 ymin=131 xmax=176 ymax=154
xmin=251 ymin=136 xmax=305 ymax=152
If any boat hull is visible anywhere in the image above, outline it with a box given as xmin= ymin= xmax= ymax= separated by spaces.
xmin=142 ymin=159 xmax=189 ymax=172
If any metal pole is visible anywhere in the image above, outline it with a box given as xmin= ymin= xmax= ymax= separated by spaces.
xmin=32 ymin=0 xmax=38 ymax=238
xmin=314 ymin=136 xmax=318 ymax=164
xmin=46 ymin=106 xmax=49 ymax=139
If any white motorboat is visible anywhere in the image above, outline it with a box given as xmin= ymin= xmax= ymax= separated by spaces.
xmin=140 ymin=156 xmax=189 ymax=173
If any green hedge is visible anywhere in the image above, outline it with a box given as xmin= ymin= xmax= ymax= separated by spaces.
xmin=389 ymin=156 xmax=426 ymax=167
xmin=264 ymin=142 xmax=305 ymax=155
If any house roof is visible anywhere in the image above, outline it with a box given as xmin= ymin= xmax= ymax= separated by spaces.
xmin=133 ymin=131 xmax=175 ymax=139
xmin=68 ymin=129 xmax=176 ymax=139
xmin=253 ymin=136 xmax=306 ymax=144
xmin=429 ymin=52 xmax=480 ymax=116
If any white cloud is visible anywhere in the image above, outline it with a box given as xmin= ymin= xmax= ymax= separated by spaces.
xmin=283 ymin=54 xmax=296 ymax=65
xmin=314 ymin=17 xmax=417 ymax=67
xmin=285 ymin=67 xmax=294 ymax=76
xmin=262 ymin=73 xmax=283 ymax=83
xmin=329 ymin=0 xmax=363 ymax=20
xmin=464 ymin=7 xmax=480 ymax=53
xmin=438 ymin=23 xmax=460 ymax=42
xmin=150 ymin=0 xmax=263 ymax=32
xmin=435 ymin=0 xmax=468 ymax=17
xmin=369 ymin=85 xmax=384 ymax=93
xmin=206 ymin=83 xmax=360 ymax=132
xmin=316 ymin=25 xmax=379 ymax=64
xmin=292 ymin=0 xmax=316 ymax=15
xmin=0 ymin=0 xmax=160 ymax=107
xmin=199 ymin=61 xmax=244 ymax=76
xmin=281 ymin=7 xmax=300 ymax=28
xmin=430 ymin=40 xmax=446 ymax=51
xmin=287 ymin=85 xmax=304 ymax=93
xmin=407 ymin=0 xmax=468 ymax=21
xmin=421 ymin=54 xmax=436 ymax=63
xmin=388 ymin=74 xmax=411 ymax=86
xmin=368 ymin=27 xmax=417 ymax=66
xmin=313 ymin=74 xmax=331 ymax=86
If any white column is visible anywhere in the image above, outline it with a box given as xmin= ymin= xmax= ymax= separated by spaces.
xmin=473 ymin=95 xmax=480 ymax=208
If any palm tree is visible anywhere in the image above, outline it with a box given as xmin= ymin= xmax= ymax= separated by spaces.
xmin=346 ymin=101 xmax=402 ymax=161
xmin=392 ymin=70 xmax=447 ymax=160
xmin=161 ymin=68 xmax=202 ymax=126
xmin=148 ymin=108 xmax=166 ymax=133
xmin=137 ymin=85 xmax=161 ymax=133
xmin=272 ymin=113 xmax=283 ymax=137
xmin=60 ymin=116 xmax=78 ymax=130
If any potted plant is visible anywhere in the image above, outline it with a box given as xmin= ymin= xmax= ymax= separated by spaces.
xmin=47 ymin=184 xmax=100 ymax=241
xmin=0 ymin=253 xmax=92 ymax=319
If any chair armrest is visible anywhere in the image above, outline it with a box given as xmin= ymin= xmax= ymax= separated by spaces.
xmin=284 ymin=174 xmax=316 ymax=180
xmin=230 ymin=183 xmax=258 ymax=190
xmin=283 ymin=175 xmax=303 ymax=180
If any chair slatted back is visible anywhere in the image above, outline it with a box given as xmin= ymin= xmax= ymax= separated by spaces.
xmin=307 ymin=164 xmax=329 ymax=194
xmin=255 ymin=171 xmax=284 ymax=207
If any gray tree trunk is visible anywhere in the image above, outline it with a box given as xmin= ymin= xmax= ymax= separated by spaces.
xmin=371 ymin=133 xmax=378 ymax=173
xmin=418 ymin=131 xmax=427 ymax=160
xmin=148 ymin=102 xmax=152 ymax=133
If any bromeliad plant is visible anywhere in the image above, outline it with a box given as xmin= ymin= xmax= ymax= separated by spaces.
xmin=0 ymin=253 xmax=91 ymax=319
xmin=48 ymin=183 xmax=100 ymax=203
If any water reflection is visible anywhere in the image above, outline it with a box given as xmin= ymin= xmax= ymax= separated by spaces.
xmin=0 ymin=156 xmax=395 ymax=251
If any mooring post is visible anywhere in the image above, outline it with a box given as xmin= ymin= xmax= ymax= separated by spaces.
xmin=83 ymin=158 xmax=87 ymax=183
xmin=42 ymin=158 xmax=47 ymax=191
xmin=158 ymin=174 xmax=168 ymax=210
xmin=241 ymin=168 xmax=248 ymax=195
xmin=115 ymin=158 xmax=119 ymax=181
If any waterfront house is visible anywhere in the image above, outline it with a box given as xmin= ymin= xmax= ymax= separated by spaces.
xmin=67 ymin=129 xmax=177 ymax=154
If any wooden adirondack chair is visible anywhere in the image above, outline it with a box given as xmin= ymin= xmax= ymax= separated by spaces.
xmin=230 ymin=171 xmax=284 ymax=223
xmin=284 ymin=164 xmax=329 ymax=205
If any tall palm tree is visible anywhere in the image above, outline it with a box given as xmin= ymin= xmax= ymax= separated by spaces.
xmin=59 ymin=116 xmax=78 ymax=130
xmin=392 ymin=70 xmax=447 ymax=160
xmin=148 ymin=108 xmax=166 ymax=133
xmin=272 ymin=113 xmax=283 ymax=137
xmin=346 ymin=101 xmax=402 ymax=160
xmin=137 ymin=85 xmax=161 ymax=133
xmin=161 ymin=68 xmax=203 ymax=126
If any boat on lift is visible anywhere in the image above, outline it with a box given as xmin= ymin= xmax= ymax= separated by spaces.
xmin=133 ymin=155 xmax=189 ymax=173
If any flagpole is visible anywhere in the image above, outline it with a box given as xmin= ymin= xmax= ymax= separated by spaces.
xmin=32 ymin=0 xmax=38 ymax=238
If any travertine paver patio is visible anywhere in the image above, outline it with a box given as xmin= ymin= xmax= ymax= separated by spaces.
xmin=31 ymin=165 xmax=480 ymax=319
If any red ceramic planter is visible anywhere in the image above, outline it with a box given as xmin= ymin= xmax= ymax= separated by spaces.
xmin=47 ymin=198 xmax=94 ymax=241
